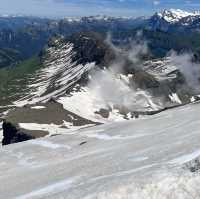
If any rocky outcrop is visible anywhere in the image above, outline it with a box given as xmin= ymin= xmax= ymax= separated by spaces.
xmin=2 ymin=121 xmax=34 ymax=146
xmin=184 ymin=157 xmax=200 ymax=173
xmin=68 ymin=32 xmax=116 ymax=67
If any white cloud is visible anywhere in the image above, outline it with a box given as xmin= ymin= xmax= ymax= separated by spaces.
xmin=153 ymin=0 xmax=160 ymax=6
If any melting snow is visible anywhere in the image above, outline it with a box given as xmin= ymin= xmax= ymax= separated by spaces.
xmin=14 ymin=42 xmax=95 ymax=106
xmin=19 ymin=122 xmax=95 ymax=136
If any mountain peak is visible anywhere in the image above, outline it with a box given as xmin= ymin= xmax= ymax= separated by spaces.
xmin=156 ymin=9 xmax=200 ymax=23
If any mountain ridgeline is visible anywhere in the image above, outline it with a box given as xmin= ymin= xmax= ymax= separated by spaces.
xmin=1 ymin=10 xmax=200 ymax=145
xmin=2 ymin=10 xmax=200 ymax=67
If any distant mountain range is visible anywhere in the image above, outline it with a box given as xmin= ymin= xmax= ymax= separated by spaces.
xmin=1 ymin=9 xmax=200 ymax=67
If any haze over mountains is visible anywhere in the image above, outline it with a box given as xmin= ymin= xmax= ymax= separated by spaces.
xmin=1 ymin=8 xmax=200 ymax=67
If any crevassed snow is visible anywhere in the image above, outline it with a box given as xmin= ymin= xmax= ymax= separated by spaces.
xmin=1 ymin=103 xmax=200 ymax=198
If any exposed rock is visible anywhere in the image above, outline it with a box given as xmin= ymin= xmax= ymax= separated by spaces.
xmin=184 ymin=157 xmax=200 ymax=173
xmin=79 ymin=141 xmax=87 ymax=146
xmin=68 ymin=31 xmax=116 ymax=67
xmin=2 ymin=121 xmax=34 ymax=146
xmin=95 ymin=108 xmax=110 ymax=118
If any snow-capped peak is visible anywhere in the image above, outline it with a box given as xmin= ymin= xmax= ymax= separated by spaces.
xmin=63 ymin=15 xmax=112 ymax=22
xmin=157 ymin=9 xmax=200 ymax=23
xmin=63 ymin=15 xmax=136 ymax=23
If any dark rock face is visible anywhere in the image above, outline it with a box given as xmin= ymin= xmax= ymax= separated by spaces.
xmin=2 ymin=121 xmax=34 ymax=146
xmin=148 ymin=13 xmax=171 ymax=32
xmin=185 ymin=158 xmax=200 ymax=173
xmin=95 ymin=108 xmax=110 ymax=118
xmin=69 ymin=32 xmax=116 ymax=67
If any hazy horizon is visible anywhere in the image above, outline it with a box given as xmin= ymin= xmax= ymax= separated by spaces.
xmin=0 ymin=0 xmax=200 ymax=18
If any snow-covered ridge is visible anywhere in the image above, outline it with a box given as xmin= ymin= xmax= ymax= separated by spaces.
xmin=11 ymin=35 xmax=165 ymax=123
xmin=63 ymin=15 xmax=136 ymax=23
xmin=157 ymin=9 xmax=200 ymax=23
xmin=14 ymin=41 xmax=95 ymax=106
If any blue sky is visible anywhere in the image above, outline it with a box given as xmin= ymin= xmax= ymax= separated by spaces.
xmin=1 ymin=0 xmax=200 ymax=18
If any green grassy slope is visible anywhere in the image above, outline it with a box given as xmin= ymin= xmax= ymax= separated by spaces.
xmin=0 ymin=56 xmax=42 ymax=106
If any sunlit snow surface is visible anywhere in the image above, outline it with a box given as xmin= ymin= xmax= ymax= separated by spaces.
xmin=0 ymin=121 xmax=3 ymax=143
xmin=30 ymin=106 xmax=46 ymax=110
xmin=1 ymin=103 xmax=200 ymax=198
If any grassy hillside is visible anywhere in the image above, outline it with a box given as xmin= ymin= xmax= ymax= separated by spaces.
xmin=0 ymin=56 xmax=42 ymax=106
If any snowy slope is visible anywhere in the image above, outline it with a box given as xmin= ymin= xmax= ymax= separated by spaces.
xmin=1 ymin=102 xmax=200 ymax=198
xmin=0 ymin=121 xmax=3 ymax=143
xmin=57 ymin=72 xmax=163 ymax=123
xmin=14 ymin=40 xmax=95 ymax=106
xmin=10 ymin=37 xmax=165 ymax=124
xmin=142 ymin=57 xmax=178 ymax=80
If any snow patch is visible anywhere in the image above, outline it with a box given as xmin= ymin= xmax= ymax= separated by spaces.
xmin=169 ymin=93 xmax=182 ymax=104
xmin=30 ymin=106 xmax=46 ymax=110
xmin=19 ymin=122 xmax=95 ymax=136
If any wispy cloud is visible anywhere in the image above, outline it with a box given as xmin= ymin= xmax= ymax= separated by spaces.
xmin=153 ymin=0 xmax=160 ymax=6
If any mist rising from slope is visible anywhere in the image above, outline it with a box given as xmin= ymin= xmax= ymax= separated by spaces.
xmin=106 ymin=32 xmax=148 ymax=71
xmin=88 ymin=69 xmax=160 ymax=111
xmin=169 ymin=51 xmax=200 ymax=92
xmin=87 ymin=34 xmax=162 ymax=112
